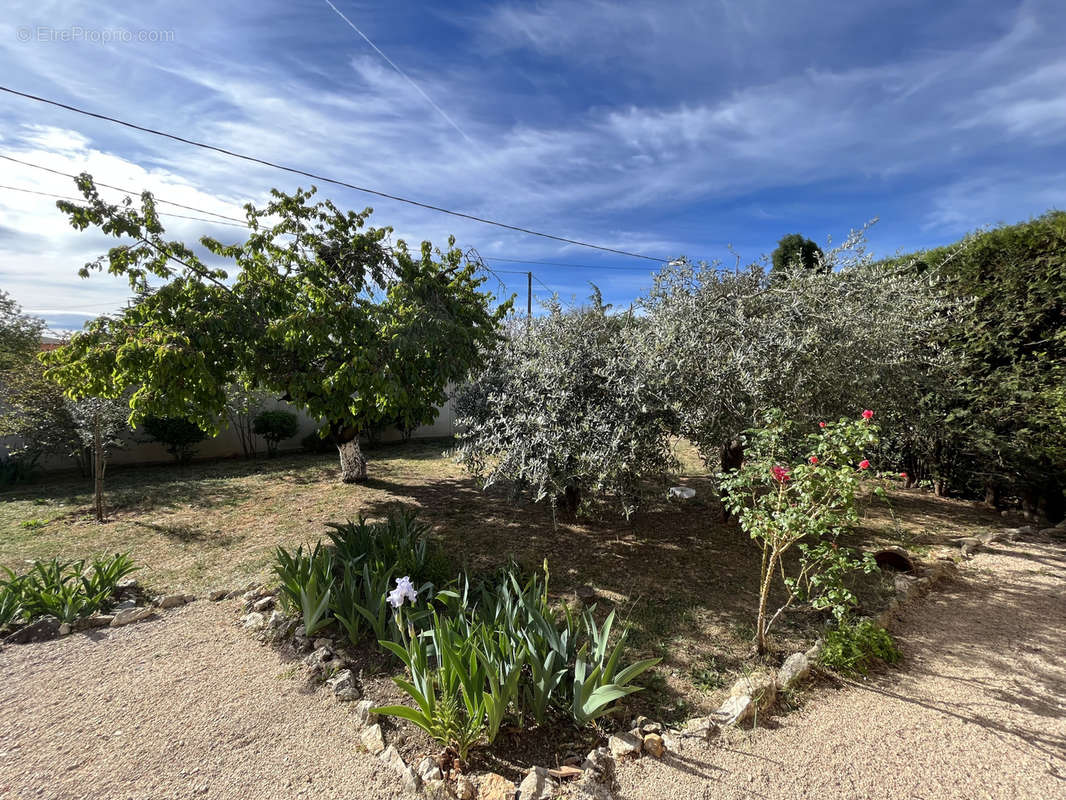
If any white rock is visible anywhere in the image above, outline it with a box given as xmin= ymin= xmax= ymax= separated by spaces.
xmin=241 ymin=612 xmax=266 ymax=631
xmin=679 ymin=715 xmax=719 ymax=740
xmin=730 ymin=670 xmax=776 ymax=710
xmin=251 ymin=596 xmax=275 ymax=612
xmin=668 ymin=486 xmax=696 ymax=500
xmin=360 ymin=723 xmax=386 ymax=755
xmin=111 ymin=607 xmax=154 ymax=627
xmin=156 ymin=594 xmax=188 ymax=609
xmin=714 ymin=694 xmax=754 ymax=726
xmin=351 ymin=700 xmax=378 ymax=730
xmin=517 ymin=766 xmax=556 ymax=800
xmin=58 ymin=622 xmax=71 ymax=636
xmin=416 ymin=757 xmax=438 ymax=780
xmin=607 ymin=731 xmax=642 ymax=759
xmin=777 ymin=652 xmax=810 ymax=691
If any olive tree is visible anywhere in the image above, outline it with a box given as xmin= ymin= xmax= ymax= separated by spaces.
xmin=43 ymin=177 xmax=507 ymax=483
xmin=640 ymin=228 xmax=955 ymax=474
xmin=454 ymin=290 xmax=676 ymax=518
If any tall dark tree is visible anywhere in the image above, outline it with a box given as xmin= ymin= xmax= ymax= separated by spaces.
xmin=771 ymin=233 xmax=826 ymax=275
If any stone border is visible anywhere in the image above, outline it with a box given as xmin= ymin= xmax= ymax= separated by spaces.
xmin=1 ymin=579 xmax=196 ymax=647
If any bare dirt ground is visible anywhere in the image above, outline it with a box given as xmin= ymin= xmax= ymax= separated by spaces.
xmin=1 ymin=533 xmax=1062 ymax=800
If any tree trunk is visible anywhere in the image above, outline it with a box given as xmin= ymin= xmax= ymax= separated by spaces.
xmin=755 ymin=547 xmax=779 ymax=655
xmin=93 ymin=414 xmax=105 ymax=522
xmin=337 ymin=438 xmax=367 ymax=483
xmin=719 ymin=437 xmax=745 ymax=522
xmin=983 ymin=481 xmax=1000 ymax=510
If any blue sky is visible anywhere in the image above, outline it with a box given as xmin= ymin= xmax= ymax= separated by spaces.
xmin=1 ymin=0 xmax=1064 ymax=330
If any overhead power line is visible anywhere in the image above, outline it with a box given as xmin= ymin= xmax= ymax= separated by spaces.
xmin=0 ymin=182 xmax=249 ymax=228
xmin=0 ymin=154 xmax=249 ymax=224
xmin=483 ymin=255 xmax=660 ymax=272
xmin=0 ymin=85 xmax=668 ymax=263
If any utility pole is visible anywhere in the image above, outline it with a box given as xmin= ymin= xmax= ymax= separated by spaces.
xmin=527 ymin=271 xmax=532 ymax=319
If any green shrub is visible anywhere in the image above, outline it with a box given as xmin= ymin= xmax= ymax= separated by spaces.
xmin=141 ymin=415 xmax=208 ymax=465
xmin=819 ymin=618 xmax=901 ymax=676
xmin=1 ymin=456 xmax=38 ymax=486
xmin=273 ymin=542 xmax=334 ymax=636
xmin=252 ymin=410 xmax=300 ymax=457
xmin=5 ymin=553 xmax=137 ymax=625
xmin=325 ymin=507 xmax=449 ymax=588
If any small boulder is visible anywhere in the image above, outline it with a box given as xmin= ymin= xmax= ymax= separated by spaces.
xmin=777 ymin=652 xmax=811 ymax=691
xmin=72 ymin=615 xmax=113 ymax=631
xmin=517 ymin=766 xmax=556 ymax=800
xmin=251 ymin=596 xmax=275 ymax=613
xmin=714 ymin=694 xmax=754 ymax=726
xmin=155 ymin=594 xmax=189 ymax=609
xmin=379 ymin=744 xmax=406 ymax=774
xmin=208 ymin=589 xmax=229 ymax=601
xmin=360 ymin=723 xmax=386 ymax=755
xmin=642 ymin=733 xmax=664 ymax=758
xmin=58 ymin=622 xmax=71 ymax=636
xmin=679 ymin=715 xmax=719 ymax=740
xmin=4 ymin=617 xmax=61 ymax=644
xmin=326 ymin=669 xmax=362 ymax=701
xmin=581 ymin=747 xmax=613 ymax=779
xmin=574 ymin=585 xmax=596 ymax=603
xmin=111 ymin=607 xmax=155 ymax=628
xmin=416 ymin=757 xmax=441 ymax=782
xmin=456 ymin=776 xmax=476 ymax=800
xmin=313 ymin=637 xmax=333 ymax=650
xmin=607 ymin=731 xmax=642 ymax=759
xmin=241 ymin=612 xmax=266 ymax=631
xmin=351 ymin=699 xmax=378 ymax=730
xmin=478 ymin=772 xmax=516 ymax=800
xmin=730 ymin=670 xmax=776 ymax=711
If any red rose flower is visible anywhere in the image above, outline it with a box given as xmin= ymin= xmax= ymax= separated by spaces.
xmin=819 ymin=422 xmax=826 ymax=428
xmin=862 ymin=409 xmax=874 ymax=420
xmin=771 ymin=465 xmax=790 ymax=483
xmin=859 ymin=459 xmax=870 ymax=469
xmin=809 ymin=456 xmax=819 ymax=465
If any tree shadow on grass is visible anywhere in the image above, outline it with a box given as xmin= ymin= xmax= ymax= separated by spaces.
xmin=133 ymin=520 xmax=241 ymax=547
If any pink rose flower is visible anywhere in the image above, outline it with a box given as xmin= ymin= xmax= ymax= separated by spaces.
xmin=862 ymin=409 xmax=874 ymax=420
xmin=771 ymin=465 xmax=790 ymax=483
xmin=859 ymin=459 xmax=870 ymax=470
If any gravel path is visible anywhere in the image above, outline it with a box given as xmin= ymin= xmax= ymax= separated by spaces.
xmin=1 ymin=536 xmax=1063 ymax=800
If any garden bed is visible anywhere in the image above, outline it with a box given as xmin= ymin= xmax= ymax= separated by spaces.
xmin=1 ymin=441 xmax=1001 ymax=720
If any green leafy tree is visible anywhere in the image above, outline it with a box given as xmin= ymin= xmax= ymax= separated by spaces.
xmin=881 ymin=211 xmax=1066 ymax=519
xmin=455 ymin=289 xmax=676 ymax=518
xmin=141 ymin=415 xmax=208 ymax=465
xmin=69 ymin=397 xmax=129 ymax=521
xmin=43 ymin=176 xmax=508 ymax=483
xmin=225 ymin=382 xmax=275 ymax=459
xmin=0 ymin=290 xmax=44 ymax=371
xmin=771 ymin=233 xmax=825 ymax=275
xmin=253 ymin=409 xmax=300 ymax=457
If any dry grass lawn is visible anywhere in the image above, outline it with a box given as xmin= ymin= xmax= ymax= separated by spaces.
xmin=0 ymin=438 xmax=1005 ymax=721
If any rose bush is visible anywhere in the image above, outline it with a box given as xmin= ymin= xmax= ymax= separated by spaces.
xmin=720 ymin=409 xmax=881 ymax=653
